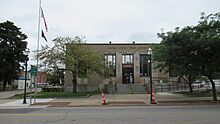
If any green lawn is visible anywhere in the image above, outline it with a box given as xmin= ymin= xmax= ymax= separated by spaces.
xmin=10 ymin=91 xmax=100 ymax=99
xmin=176 ymin=90 xmax=220 ymax=97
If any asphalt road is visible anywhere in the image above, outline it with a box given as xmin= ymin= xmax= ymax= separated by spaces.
xmin=0 ymin=105 xmax=220 ymax=124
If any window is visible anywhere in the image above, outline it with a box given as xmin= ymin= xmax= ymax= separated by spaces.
xmin=122 ymin=54 xmax=133 ymax=64
xmin=140 ymin=54 xmax=149 ymax=76
xmin=104 ymin=54 xmax=116 ymax=77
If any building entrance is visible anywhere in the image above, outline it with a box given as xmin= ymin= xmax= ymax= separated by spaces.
xmin=122 ymin=64 xmax=134 ymax=84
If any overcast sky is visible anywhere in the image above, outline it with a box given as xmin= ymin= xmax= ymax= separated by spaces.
xmin=0 ymin=0 xmax=220 ymax=64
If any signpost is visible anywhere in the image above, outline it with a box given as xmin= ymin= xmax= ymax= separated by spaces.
xmin=31 ymin=65 xmax=38 ymax=103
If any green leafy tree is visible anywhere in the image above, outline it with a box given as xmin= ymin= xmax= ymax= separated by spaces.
xmin=36 ymin=36 xmax=104 ymax=93
xmin=46 ymin=69 xmax=64 ymax=86
xmin=155 ymin=12 xmax=220 ymax=101
xmin=155 ymin=27 xmax=200 ymax=93
xmin=0 ymin=21 xmax=27 ymax=90
xmin=192 ymin=12 xmax=220 ymax=101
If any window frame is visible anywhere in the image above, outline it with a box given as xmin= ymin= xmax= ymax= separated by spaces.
xmin=104 ymin=54 xmax=116 ymax=77
xmin=122 ymin=54 xmax=134 ymax=64
xmin=140 ymin=54 xmax=149 ymax=77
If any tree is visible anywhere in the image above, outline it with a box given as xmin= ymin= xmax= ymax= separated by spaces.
xmin=155 ymin=27 xmax=200 ymax=93
xmin=36 ymin=36 xmax=104 ymax=93
xmin=0 ymin=21 xmax=27 ymax=90
xmin=154 ymin=12 xmax=220 ymax=101
xmin=192 ymin=12 xmax=220 ymax=101
xmin=46 ymin=68 xmax=64 ymax=86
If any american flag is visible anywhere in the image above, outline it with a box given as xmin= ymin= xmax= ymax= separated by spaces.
xmin=41 ymin=7 xmax=48 ymax=32
xmin=41 ymin=30 xmax=47 ymax=41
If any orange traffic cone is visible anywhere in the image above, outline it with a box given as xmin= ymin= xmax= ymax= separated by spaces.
xmin=151 ymin=88 xmax=157 ymax=104
xmin=102 ymin=92 xmax=108 ymax=105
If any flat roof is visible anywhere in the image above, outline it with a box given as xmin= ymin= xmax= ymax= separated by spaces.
xmin=85 ymin=43 xmax=159 ymax=45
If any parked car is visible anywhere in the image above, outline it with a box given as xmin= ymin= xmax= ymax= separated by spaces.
xmin=213 ymin=79 xmax=220 ymax=86
xmin=192 ymin=80 xmax=205 ymax=88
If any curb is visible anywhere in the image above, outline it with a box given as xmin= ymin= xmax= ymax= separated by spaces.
xmin=156 ymin=100 xmax=220 ymax=106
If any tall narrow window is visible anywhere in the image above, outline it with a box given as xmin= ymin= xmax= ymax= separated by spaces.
xmin=140 ymin=54 xmax=148 ymax=76
xmin=104 ymin=54 xmax=116 ymax=77
xmin=122 ymin=54 xmax=133 ymax=64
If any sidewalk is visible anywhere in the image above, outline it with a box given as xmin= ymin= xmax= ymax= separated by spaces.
xmin=0 ymin=90 xmax=24 ymax=99
xmin=32 ymin=93 xmax=219 ymax=107
xmin=0 ymin=98 xmax=54 ymax=109
xmin=0 ymin=92 xmax=219 ymax=108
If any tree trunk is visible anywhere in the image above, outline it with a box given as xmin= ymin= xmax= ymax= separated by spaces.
xmin=1 ymin=75 xmax=6 ymax=91
xmin=209 ymin=78 xmax=217 ymax=101
xmin=3 ymin=81 xmax=7 ymax=91
xmin=2 ymin=75 xmax=7 ymax=91
xmin=72 ymin=72 xmax=77 ymax=93
xmin=189 ymin=82 xmax=193 ymax=93
xmin=188 ymin=77 xmax=193 ymax=93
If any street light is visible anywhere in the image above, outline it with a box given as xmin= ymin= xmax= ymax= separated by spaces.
xmin=147 ymin=48 xmax=153 ymax=104
xmin=23 ymin=49 xmax=30 ymax=104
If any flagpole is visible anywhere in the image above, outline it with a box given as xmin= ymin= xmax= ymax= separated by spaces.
xmin=35 ymin=0 xmax=41 ymax=103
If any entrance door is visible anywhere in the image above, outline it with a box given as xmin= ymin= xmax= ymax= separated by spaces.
xmin=122 ymin=65 xmax=134 ymax=84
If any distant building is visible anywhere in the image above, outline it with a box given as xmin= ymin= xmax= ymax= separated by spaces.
xmin=14 ymin=70 xmax=47 ymax=89
xmin=36 ymin=71 xmax=47 ymax=84
xmin=13 ymin=70 xmax=31 ymax=90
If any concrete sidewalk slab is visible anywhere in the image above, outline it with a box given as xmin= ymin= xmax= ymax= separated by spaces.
xmin=47 ymin=94 xmax=149 ymax=107
xmin=157 ymin=92 xmax=181 ymax=96
xmin=50 ymin=99 xmax=101 ymax=107
xmin=157 ymin=100 xmax=220 ymax=106
xmin=0 ymin=90 xmax=24 ymax=99
xmin=0 ymin=99 xmax=54 ymax=108
xmin=0 ymin=99 xmax=17 ymax=104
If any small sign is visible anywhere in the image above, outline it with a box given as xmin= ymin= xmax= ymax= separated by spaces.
xmin=31 ymin=65 xmax=38 ymax=76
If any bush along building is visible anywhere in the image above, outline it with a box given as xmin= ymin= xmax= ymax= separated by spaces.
xmin=64 ymin=42 xmax=176 ymax=93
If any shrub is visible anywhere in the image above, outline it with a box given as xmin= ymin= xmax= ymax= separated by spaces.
xmin=42 ymin=87 xmax=64 ymax=92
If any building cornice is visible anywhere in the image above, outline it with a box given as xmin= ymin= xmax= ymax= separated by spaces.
xmin=85 ymin=43 xmax=159 ymax=45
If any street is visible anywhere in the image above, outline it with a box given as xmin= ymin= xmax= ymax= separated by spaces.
xmin=0 ymin=105 xmax=220 ymax=124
